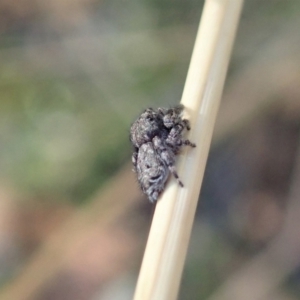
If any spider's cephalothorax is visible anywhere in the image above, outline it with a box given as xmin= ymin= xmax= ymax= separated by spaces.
xmin=130 ymin=105 xmax=196 ymax=203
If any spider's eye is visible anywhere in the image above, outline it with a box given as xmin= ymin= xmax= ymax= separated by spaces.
xmin=147 ymin=116 xmax=154 ymax=121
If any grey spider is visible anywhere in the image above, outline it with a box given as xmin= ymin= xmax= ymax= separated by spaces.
xmin=130 ymin=105 xmax=196 ymax=203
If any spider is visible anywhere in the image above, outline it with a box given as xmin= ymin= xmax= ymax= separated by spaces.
xmin=130 ymin=105 xmax=196 ymax=203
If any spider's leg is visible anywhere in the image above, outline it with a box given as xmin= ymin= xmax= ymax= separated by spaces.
xmin=165 ymin=124 xmax=184 ymax=146
xmin=182 ymin=119 xmax=191 ymax=130
xmin=177 ymin=139 xmax=196 ymax=147
xmin=153 ymin=136 xmax=184 ymax=187
xmin=167 ymin=164 xmax=184 ymax=187
xmin=173 ymin=104 xmax=184 ymax=114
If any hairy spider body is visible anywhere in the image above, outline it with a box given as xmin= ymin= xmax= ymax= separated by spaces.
xmin=130 ymin=105 xmax=195 ymax=203
xmin=135 ymin=142 xmax=169 ymax=202
xmin=130 ymin=109 xmax=166 ymax=148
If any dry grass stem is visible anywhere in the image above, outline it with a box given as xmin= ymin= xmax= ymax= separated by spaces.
xmin=134 ymin=1 xmax=244 ymax=300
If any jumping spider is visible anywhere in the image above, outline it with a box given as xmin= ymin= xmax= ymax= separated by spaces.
xmin=130 ymin=105 xmax=196 ymax=203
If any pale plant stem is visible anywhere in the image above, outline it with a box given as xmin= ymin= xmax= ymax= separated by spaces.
xmin=133 ymin=1 xmax=244 ymax=300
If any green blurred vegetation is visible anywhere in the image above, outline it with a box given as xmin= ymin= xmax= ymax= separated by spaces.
xmin=1 ymin=1 xmax=300 ymax=299
xmin=0 ymin=0 xmax=205 ymax=204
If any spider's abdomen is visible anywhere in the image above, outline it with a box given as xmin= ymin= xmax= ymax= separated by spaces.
xmin=136 ymin=143 xmax=169 ymax=203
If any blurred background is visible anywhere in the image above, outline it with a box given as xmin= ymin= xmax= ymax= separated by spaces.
xmin=0 ymin=0 xmax=300 ymax=299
